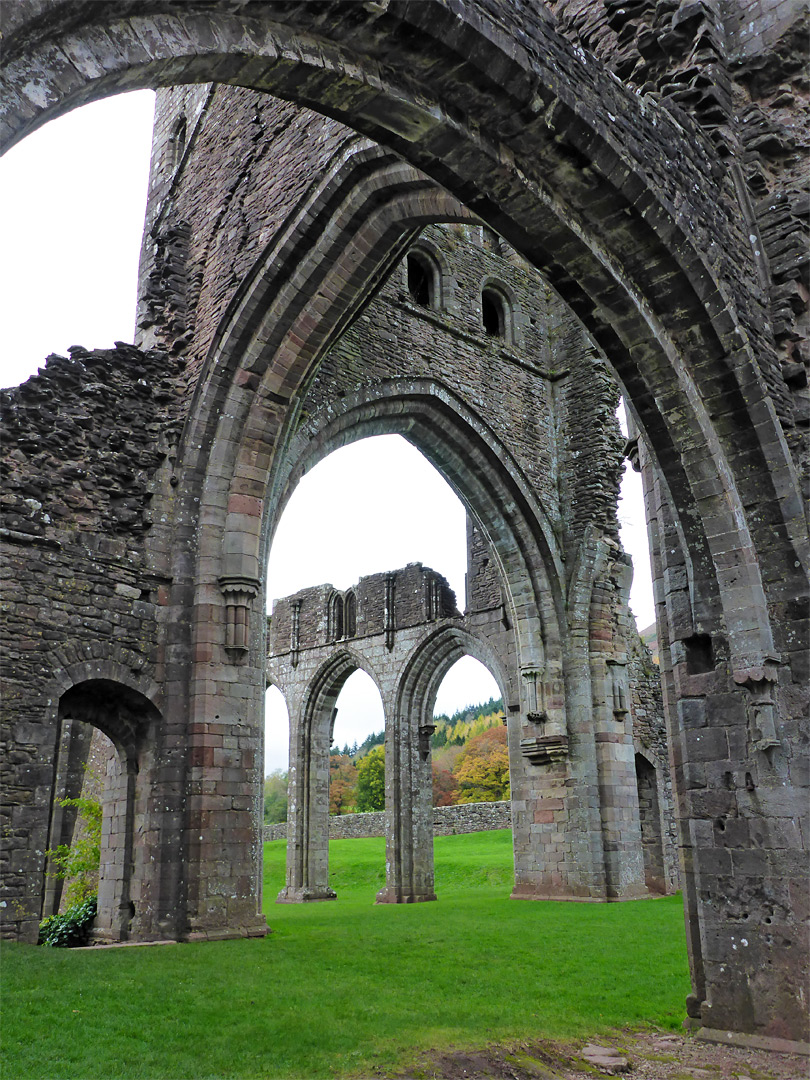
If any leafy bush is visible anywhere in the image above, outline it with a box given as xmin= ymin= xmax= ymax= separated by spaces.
xmin=39 ymin=895 xmax=97 ymax=948
xmin=46 ymin=793 xmax=102 ymax=907
xmin=329 ymin=754 xmax=358 ymax=815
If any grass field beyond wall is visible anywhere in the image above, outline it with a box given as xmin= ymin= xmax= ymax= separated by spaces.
xmin=2 ymin=831 xmax=689 ymax=1079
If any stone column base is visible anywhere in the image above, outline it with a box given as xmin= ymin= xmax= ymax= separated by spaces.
xmin=511 ymin=883 xmax=655 ymax=902
xmin=511 ymin=883 xmax=606 ymax=902
xmin=606 ymin=883 xmax=650 ymax=900
xmin=696 ymin=1028 xmax=809 ymax=1057
xmin=276 ymin=886 xmax=337 ymax=903
xmin=184 ymin=916 xmax=269 ymax=942
xmin=89 ymin=925 xmax=124 ymax=944
xmin=375 ymin=886 xmax=437 ymax=904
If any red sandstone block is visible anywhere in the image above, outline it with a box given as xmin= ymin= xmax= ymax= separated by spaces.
xmin=534 ymin=810 xmax=555 ymax=823
xmin=227 ymin=493 xmax=262 ymax=517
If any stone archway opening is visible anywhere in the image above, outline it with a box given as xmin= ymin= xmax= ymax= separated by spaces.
xmin=635 ymin=753 xmax=667 ymax=896
xmin=276 ymin=652 xmax=386 ymax=905
xmin=43 ymin=721 xmax=113 ymax=921
xmin=50 ymin=680 xmax=160 ymax=943
xmin=329 ymin=668 xmax=384 ymax=817
xmin=264 ymin=684 xmax=290 ymax=832
xmin=431 ymin=656 xmax=505 ymax=808
xmin=267 ymin=433 xmax=467 ymax=609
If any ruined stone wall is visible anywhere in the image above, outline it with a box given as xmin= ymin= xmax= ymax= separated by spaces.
xmin=0 ymin=344 xmax=178 ymax=938
xmin=269 ymin=565 xmax=459 ymax=658
xmin=293 ymin=223 xmax=628 ymax=563
xmin=545 ymin=0 xmax=808 ymax=487
xmin=553 ymin=319 xmax=625 ymax=554
xmin=628 ymin=630 xmax=679 ymax=892
xmin=465 ymin=519 xmax=502 ymax=614
xmin=136 ymin=85 xmax=358 ymax=394
xmin=263 ymin=800 xmax=513 ymax=842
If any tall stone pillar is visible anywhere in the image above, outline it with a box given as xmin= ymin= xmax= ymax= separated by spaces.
xmin=376 ymin=710 xmax=437 ymax=903
xmin=277 ymin=702 xmax=335 ymax=903
xmin=590 ymin=557 xmax=647 ymax=899
xmin=93 ymin=748 xmax=137 ymax=941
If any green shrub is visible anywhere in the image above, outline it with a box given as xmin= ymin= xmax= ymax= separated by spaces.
xmin=38 ymin=895 xmax=97 ymax=948
xmin=46 ymin=793 xmax=102 ymax=907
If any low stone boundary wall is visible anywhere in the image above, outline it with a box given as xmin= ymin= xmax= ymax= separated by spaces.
xmin=264 ymin=800 xmax=511 ymax=842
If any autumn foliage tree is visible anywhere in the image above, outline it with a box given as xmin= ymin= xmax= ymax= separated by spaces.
xmin=432 ymin=766 xmax=458 ymax=807
xmin=355 ymin=745 xmax=386 ymax=812
xmin=329 ymin=753 xmax=357 ymax=815
xmin=454 ymin=725 xmax=510 ymax=802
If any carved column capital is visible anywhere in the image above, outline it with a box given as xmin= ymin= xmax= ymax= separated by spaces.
xmin=218 ymin=575 xmax=261 ymax=660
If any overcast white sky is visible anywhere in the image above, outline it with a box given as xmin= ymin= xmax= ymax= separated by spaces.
xmin=0 ymin=89 xmax=655 ymax=774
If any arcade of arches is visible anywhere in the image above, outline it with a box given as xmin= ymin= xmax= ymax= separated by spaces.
xmin=267 ymin=553 xmax=677 ymax=907
xmin=0 ymin=0 xmax=807 ymax=1051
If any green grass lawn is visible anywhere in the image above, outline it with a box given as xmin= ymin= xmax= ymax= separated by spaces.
xmin=2 ymin=831 xmax=689 ymax=1080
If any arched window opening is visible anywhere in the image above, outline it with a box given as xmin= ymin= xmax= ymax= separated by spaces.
xmin=635 ymin=753 xmax=665 ymax=894
xmin=344 ymin=590 xmax=357 ymax=638
xmin=168 ymin=114 xmax=187 ymax=173
xmin=329 ymin=592 xmax=345 ymax=641
xmin=407 ymin=250 xmax=435 ymax=307
xmin=264 ymin=685 xmax=290 ymax=827
xmin=481 ymin=287 xmax=507 ymax=337
xmin=330 ymin=669 xmax=385 ymax=816
xmin=431 ymin=656 xmax=505 ymax=807
xmin=617 ymin=400 xmax=658 ymax=635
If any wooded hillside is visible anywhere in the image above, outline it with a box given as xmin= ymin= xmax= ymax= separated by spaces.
xmin=264 ymin=698 xmax=506 ymax=822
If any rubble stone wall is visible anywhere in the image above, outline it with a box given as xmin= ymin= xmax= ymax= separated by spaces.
xmin=264 ymin=801 xmax=512 ymax=843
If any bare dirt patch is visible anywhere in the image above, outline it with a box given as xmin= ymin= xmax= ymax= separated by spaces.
xmin=391 ymin=1028 xmax=807 ymax=1080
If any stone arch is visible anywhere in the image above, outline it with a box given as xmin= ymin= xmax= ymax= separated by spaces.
xmin=53 ymin=678 xmax=161 ymax=942
xmin=278 ymin=648 xmax=385 ymax=904
xmin=3 ymin=7 xmax=803 ymax=669
xmin=398 ymin=626 xmax=510 ymax=732
xmin=3 ymin=0 xmax=807 ymax=1040
xmin=267 ymin=379 xmax=564 ymax=677
xmin=118 ymin=32 xmax=807 ymax=1016
xmin=377 ymin=624 xmax=510 ymax=906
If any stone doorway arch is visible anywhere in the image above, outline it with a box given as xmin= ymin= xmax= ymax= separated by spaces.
xmin=385 ymin=625 xmax=510 ymax=906
xmin=275 ymin=648 xmax=387 ymax=904
xmin=54 ymin=679 xmax=160 ymax=942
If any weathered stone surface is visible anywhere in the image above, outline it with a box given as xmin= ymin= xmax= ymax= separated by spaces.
xmin=0 ymin=0 xmax=807 ymax=1048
